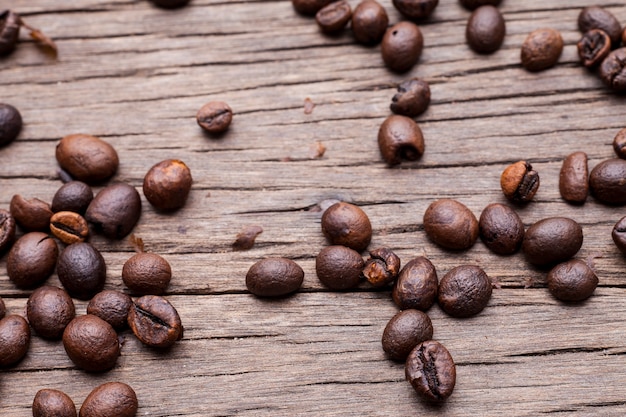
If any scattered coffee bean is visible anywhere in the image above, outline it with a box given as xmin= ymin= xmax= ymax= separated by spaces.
xmin=62 ymin=314 xmax=120 ymax=372
xmin=0 ymin=10 xmax=20 ymax=55
xmin=80 ymin=382 xmax=138 ymax=417
xmin=143 ymin=159 xmax=192 ymax=211
xmin=547 ymin=259 xmax=598 ymax=302
xmin=351 ymin=0 xmax=389 ymax=45
xmin=623 ymin=27 xmax=626 ymax=46
xmin=577 ymin=29 xmax=611 ymax=68
xmin=382 ymin=309 xmax=433 ymax=361
xmin=0 ymin=209 xmax=16 ymax=253
xmin=316 ymin=1 xmax=352 ymax=34
xmin=196 ymin=101 xmax=233 ymax=134
xmin=459 ymin=0 xmax=501 ymax=10
xmin=378 ymin=114 xmax=425 ymax=166
xmin=521 ymin=28 xmax=563 ymax=72
xmin=438 ymin=265 xmax=492 ymax=317
xmin=57 ymin=242 xmax=107 ymax=300
xmin=392 ymin=0 xmax=438 ymax=20
xmin=321 ymin=201 xmax=372 ymax=252
xmin=122 ymin=252 xmax=172 ymax=295
xmin=612 ymin=216 xmax=626 ymax=255
xmin=500 ymin=160 xmax=540 ymax=204
xmin=522 ymin=217 xmax=583 ymax=267
xmin=50 ymin=211 xmax=89 ymax=244
xmin=0 ymin=102 xmax=22 ymax=146
xmin=292 ymin=0 xmax=333 ymax=15
xmin=232 ymin=225 xmax=263 ymax=251
xmin=87 ymin=290 xmax=133 ymax=330
xmin=405 ymin=340 xmax=456 ymax=402
xmin=466 ymin=5 xmax=505 ymax=54
xmin=10 ymin=194 xmax=53 ymax=232
xmin=51 ymin=181 xmax=93 ymax=214
xmin=613 ymin=128 xmax=626 ymax=159
xmin=32 ymin=389 xmax=77 ymax=417
xmin=85 ymin=182 xmax=142 ymax=239
xmin=363 ymin=247 xmax=401 ymax=287
xmin=0 ymin=296 xmax=5 ymax=319
xmin=578 ymin=6 xmax=621 ymax=47
xmin=246 ymin=257 xmax=304 ymax=296
xmin=478 ymin=203 xmax=524 ymax=255
xmin=390 ymin=78 xmax=430 ymax=117
xmin=423 ymin=199 xmax=478 ymax=251
xmin=128 ymin=295 xmax=183 ymax=348
xmin=148 ymin=0 xmax=191 ymax=9
xmin=0 ymin=314 xmax=31 ymax=367
xmin=27 ymin=285 xmax=76 ymax=340
xmin=381 ymin=21 xmax=423 ymax=73
xmin=7 ymin=232 xmax=58 ymax=288
xmin=392 ymin=256 xmax=438 ymax=310
xmin=316 ymin=245 xmax=364 ymax=290
xmin=589 ymin=158 xmax=626 ymax=205
xmin=55 ymin=134 xmax=119 ymax=184
xmin=599 ymin=48 xmax=626 ymax=91
xmin=559 ymin=151 xmax=588 ymax=204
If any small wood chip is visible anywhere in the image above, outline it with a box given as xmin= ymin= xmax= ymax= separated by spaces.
xmin=232 ymin=225 xmax=263 ymax=251
xmin=304 ymin=97 xmax=315 ymax=114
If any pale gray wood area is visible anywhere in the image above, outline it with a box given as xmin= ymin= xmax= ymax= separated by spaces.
xmin=2 ymin=0 xmax=626 ymax=415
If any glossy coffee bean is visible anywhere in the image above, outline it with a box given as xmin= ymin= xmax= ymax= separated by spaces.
xmin=405 ymin=340 xmax=456 ymax=402
xmin=122 ymin=252 xmax=172 ymax=295
xmin=27 ymin=285 xmax=76 ymax=340
xmin=547 ymin=259 xmax=598 ymax=302
xmin=62 ymin=314 xmax=120 ymax=372
xmin=80 ymin=382 xmax=138 ymax=417
xmin=57 ymin=243 xmax=107 ymax=300
xmin=316 ymin=245 xmax=364 ymax=290
xmin=500 ymin=160 xmax=540 ymax=203
xmin=128 ymin=295 xmax=183 ymax=348
xmin=32 ymin=389 xmax=77 ymax=417
xmin=521 ymin=28 xmax=563 ymax=72
xmin=10 ymin=194 xmax=53 ymax=232
xmin=0 ymin=102 xmax=22 ymax=146
xmin=292 ymin=0 xmax=333 ymax=15
xmin=378 ymin=115 xmax=425 ymax=166
xmin=390 ymin=78 xmax=430 ymax=117
xmin=381 ymin=22 xmax=423 ymax=73
xmin=459 ymin=0 xmax=501 ymax=10
xmin=50 ymin=211 xmax=89 ymax=244
xmin=0 ymin=296 xmax=5 ymax=319
xmin=0 ymin=314 xmax=30 ymax=367
xmin=316 ymin=1 xmax=352 ymax=34
xmin=577 ymin=29 xmax=611 ymax=68
xmin=559 ymin=151 xmax=588 ymax=204
xmin=478 ymin=203 xmax=524 ymax=255
xmin=321 ymin=201 xmax=372 ymax=252
xmin=55 ymin=134 xmax=119 ymax=184
xmin=246 ymin=257 xmax=304 ymax=297
xmin=438 ymin=265 xmax=492 ymax=317
xmin=0 ymin=11 xmax=21 ymax=56
xmin=143 ymin=159 xmax=192 ymax=211
xmin=612 ymin=216 xmax=626 ymax=255
xmin=363 ymin=247 xmax=401 ymax=287
xmin=578 ymin=6 xmax=621 ymax=47
xmin=351 ymin=0 xmax=389 ymax=45
xmin=382 ymin=309 xmax=433 ymax=361
xmin=196 ymin=101 xmax=233 ymax=134
xmin=466 ymin=5 xmax=505 ymax=54
xmin=148 ymin=0 xmax=191 ymax=9
xmin=613 ymin=128 xmax=626 ymax=159
xmin=7 ymin=232 xmax=58 ymax=288
xmin=392 ymin=0 xmax=438 ymax=20
xmin=589 ymin=158 xmax=626 ymax=205
xmin=0 ymin=209 xmax=16 ymax=253
xmin=600 ymin=48 xmax=626 ymax=91
xmin=423 ymin=199 xmax=478 ymax=251
xmin=87 ymin=290 xmax=133 ymax=330
xmin=522 ymin=217 xmax=583 ymax=267
xmin=51 ymin=181 xmax=93 ymax=214
xmin=85 ymin=182 xmax=142 ymax=239
xmin=392 ymin=257 xmax=438 ymax=310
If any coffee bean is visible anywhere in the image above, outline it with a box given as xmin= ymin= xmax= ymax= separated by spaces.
xmin=559 ymin=151 xmax=588 ymax=204
xmin=315 ymin=245 xmax=364 ymax=290
xmin=27 ymin=285 xmax=76 ymax=340
xmin=438 ymin=265 xmax=492 ymax=317
xmin=459 ymin=0 xmax=501 ymax=10
xmin=148 ymin=0 xmax=191 ymax=9
xmin=85 ymin=182 xmax=142 ymax=239
xmin=521 ymin=28 xmax=563 ymax=72
xmin=589 ymin=158 xmax=626 ymax=205
xmin=50 ymin=211 xmax=89 ymax=244
xmin=0 ymin=102 xmax=22 ymax=146
xmin=363 ymin=247 xmax=401 ymax=287
xmin=392 ymin=257 xmax=438 ymax=310
xmin=381 ymin=21 xmax=423 ymax=73
xmin=466 ymin=5 xmax=505 ymax=54
xmin=128 ymin=295 xmax=183 ymax=348
xmin=500 ymin=160 xmax=540 ymax=203
xmin=7 ymin=232 xmax=58 ymax=288
xmin=478 ymin=203 xmax=524 ymax=255
xmin=62 ymin=314 xmax=120 ymax=372
xmin=612 ymin=216 xmax=626 ymax=255
xmin=51 ymin=181 xmax=93 ymax=214
xmin=80 ymin=382 xmax=138 ymax=417
xmin=522 ymin=217 xmax=583 ymax=267
xmin=196 ymin=101 xmax=233 ymax=134
xmin=321 ymin=201 xmax=372 ymax=252
xmin=246 ymin=257 xmax=304 ymax=297
xmin=0 ymin=296 xmax=5 ymax=319
xmin=143 ymin=159 xmax=193 ymax=211
xmin=578 ymin=6 xmax=621 ymax=47
xmin=390 ymin=78 xmax=430 ymax=117
xmin=623 ymin=27 xmax=626 ymax=46
xmin=423 ymin=199 xmax=478 ymax=251
xmin=547 ymin=259 xmax=598 ymax=302
xmin=0 ymin=11 xmax=20 ymax=56
xmin=0 ymin=208 xmax=16 ymax=253
xmin=382 ymin=309 xmax=433 ymax=361
xmin=377 ymin=115 xmax=425 ymax=166
xmin=55 ymin=134 xmax=119 ymax=184
xmin=392 ymin=0 xmax=438 ymax=20
xmin=57 ymin=242 xmax=107 ymax=300
xmin=10 ymin=194 xmax=53 ymax=232
xmin=351 ymin=0 xmax=389 ymax=45
xmin=599 ymin=48 xmax=626 ymax=92
xmin=613 ymin=128 xmax=626 ymax=159
xmin=32 ymin=389 xmax=76 ymax=417
xmin=122 ymin=252 xmax=172 ymax=295
xmin=0 ymin=314 xmax=30 ymax=367
xmin=405 ymin=340 xmax=456 ymax=402
xmin=577 ymin=29 xmax=611 ymax=68
xmin=87 ymin=290 xmax=133 ymax=330
xmin=292 ymin=0 xmax=333 ymax=15
xmin=316 ymin=1 xmax=352 ymax=34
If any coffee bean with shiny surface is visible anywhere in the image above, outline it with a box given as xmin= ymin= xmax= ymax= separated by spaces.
xmin=7 ymin=232 xmax=58 ymax=288
xmin=522 ymin=217 xmax=583 ymax=266
xmin=62 ymin=315 xmax=120 ymax=372
xmin=57 ymin=243 xmax=107 ymax=300
xmin=51 ymin=181 xmax=93 ymax=214
xmin=128 ymin=295 xmax=183 ymax=348
xmin=392 ymin=0 xmax=438 ymax=20
xmin=390 ymin=78 xmax=430 ymax=117
xmin=478 ymin=203 xmax=524 ymax=255
xmin=578 ymin=6 xmax=622 ymax=46
xmin=466 ymin=5 xmax=505 ymax=54
xmin=600 ymin=48 xmax=626 ymax=91
xmin=438 ymin=265 xmax=492 ymax=317
xmin=196 ymin=101 xmax=233 ymax=134
xmin=578 ymin=29 xmax=611 ymax=68
xmin=613 ymin=128 xmax=626 ymax=159
xmin=547 ymin=259 xmax=598 ymax=302
xmin=500 ymin=160 xmax=540 ymax=203
xmin=0 ymin=102 xmax=22 ymax=146
xmin=316 ymin=1 xmax=352 ymax=34
xmin=87 ymin=290 xmax=133 ymax=330
xmin=0 ymin=209 xmax=16 ymax=253
xmin=423 ymin=199 xmax=478 ymax=251
xmin=79 ymin=382 xmax=138 ymax=417
xmin=378 ymin=115 xmax=425 ymax=166
xmin=292 ymin=0 xmax=333 ymax=15
xmin=521 ymin=28 xmax=563 ymax=72
xmin=589 ymin=158 xmax=626 ymax=205
xmin=55 ymin=134 xmax=119 ymax=184
xmin=316 ymin=245 xmax=364 ymax=290
xmin=27 ymin=285 xmax=76 ymax=339
xmin=0 ymin=314 xmax=30 ymax=367
xmin=392 ymin=257 xmax=438 ymax=310
xmin=405 ymin=340 xmax=456 ymax=402
xmin=351 ymin=0 xmax=389 ymax=45
xmin=382 ymin=309 xmax=433 ymax=361
xmin=10 ymin=194 xmax=53 ymax=232
xmin=0 ymin=11 xmax=21 ymax=56
xmin=50 ymin=211 xmax=89 ymax=244
xmin=246 ymin=257 xmax=304 ymax=297
xmin=123 ymin=252 xmax=172 ymax=295
xmin=559 ymin=152 xmax=588 ymax=204
xmin=85 ymin=182 xmax=142 ymax=239
xmin=381 ymin=21 xmax=423 ymax=73
xmin=321 ymin=201 xmax=372 ymax=252
xmin=32 ymin=389 xmax=77 ymax=417
xmin=143 ymin=159 xmax=192 ymax=211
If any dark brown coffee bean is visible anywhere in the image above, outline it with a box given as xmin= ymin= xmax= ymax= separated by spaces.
xmin=589 ymin=158 xmax=626 ymax=205
xmin=405 ymin=340 xmax=456 ymax=402
xmin=321 ymin=201 xmax=372 ymax=252
xmin=438 ymin=265 xmax=492 ymax=317
xmin=32 ymin=389 xmax=77 ymax=417
xmin=522 ymin=217 xmax=583 ymax=267
xmin=148 ymin=0 xmax=191 ymax=9
xmin=10 ymin=194 xmax=53 ymax=232
xmin=559 ymin=151 xmax=588 ymax=204
xmin=613 ymin=128 xmax=626 ymax=159
xmin=0 ymin=102 xmax=22 ymax=146
xmin=382 ymin=309 xmax=433 ymax=361
xmin=363 ymin=247 xmax=401 ymax=287
xmin=0 ymin=314 xmax=30 ymax=367
xmin=196 ymin=101 xmax=233 ymax=134
xmin=85 ymin=182 xmax=142 ymax=239
xmin=62 ymin=314 xmax=120 ymax=372
xmin=577 ymin=29 xmax=611 ymax=68
xmin=87 ymin=290 xmax=133 ymax=330
xmin=378 ymin=115 xmax=425 ymax=166
xmin=392 ymin=257 xmax=438 ymax=310
xmin=500 ymin=160 xmax=540 ymax=203
xmin=612 ymin=216 xmax=626 ymax=255
xmin=292 ymin=0 xmax=333 ymax=15
xmin=315 ymin=245 xmax=364 ymax=290
xmin=143 ymin=159 xmax=192 ymax=211
xmin=57 ymin=243 xmax=106 ymax=300
xmin=547 ymin=259 xmax=598 ymax=302
xmin=7 ymin=232 xmax=58 ymax=288
xmin=50 ymin=211 xmax=89 ymax=244
xmin=381 ymin=22 xmax=423 ymax=73
xmin=316 ymin=1 xmax=352 ymax=34
xmin=0 ymin=10 xmax=20 ymax=56
xmin=51 ymin=181 xmax=93 ymax=214
xmin=623 ymin=27 xmax=626 ymax=46
xmin=122 ymin=252 xmax=172 ymax=295
xmin=0 ymin=296 xmax=5 ymax=319
xmin=459 ymin=0 xmax=501 ymax=10
xmin=246 ymin=257 xmax=304 ymax=297
xmin=423 ymin=199 xmax=478 ymax=251
xmin=578 ymin=6 xmax=621 ymax=47
xmin=128 ymin=295 xmax=183 ymax=348
xmin=600 ymin=48 xmax=626 ymax=92
xmin=55 ymin=134 xmax=119 ymax=184
xmin=392 ymin=0 xmax=438 ymax=20
xmin=521 ymin=28 xmax=563 ymax=72
xmin=351 ymin=0 xmax=389 ymax=45
xmin=478 ymin=203 xmax=524 ymax=255
xmin=390 ymin=78 xmax=430 ymax=117
xmin=27 ymin=285 xmax=75 ymax=340
xmin=0 ymin=208 xmax=16 ymax=253
xmin=80 ymin=382 xmax=138 ymax=417
xmin=466 ymin=5 xmax=505 ymax=54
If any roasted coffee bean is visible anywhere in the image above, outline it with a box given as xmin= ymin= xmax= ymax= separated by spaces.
xmin=321 ymin=201 xmax=372 ymax=252
xmin=55 ymin=134 xmax=119 ymax=184
xmin=0 ymin=314 xmax=30 ymax=367
xmin=50 ymin=211 xmax=89 ymax=244
xmin=392 ymin=257 xmax=438 ymax=310
xmin=128 ymin=295 xmax=183 ymax=348
xmin=32 ymin=389 xmax=77 ymax=417
xmin=547 ymin=259 xmax=598 ymax=302
xmin=559 ymin=151 xmax=588 ymax=204
xmin=122 ymin=252 xmax=172 ymax=295
xmin=523 ymin=217 xmax=583 ymax=267
xmin=438 ymin=265 xmax=492 ymax=317
xmin=0 ymin=208 xmax=16 ymax=253
xmin=459 ymin=0 xmax=501 ymax=10
xmin=0 ymin=296 xmax=5 ymax=319
xmin=57 ymin=243 xmax=106 ymax=300
xmin=466 ymin=5 xmax=505 ymax=54
xmin=577 ymin=29 xmax=611 ymax=68
xmin=316 ymin=1 xmax=352 ymax=34
xmin=600 ymin=48 xmax=626 ymax=92
xmin=316 ymin=245 xmax=364 ymax=290
xmin=390 ymin=78 xmax=430 ymax=117
xmin=381 ymin=21 xmax=423 ymax=73
xmin=378 ymin=115 xmax=425 ymax=165
xmin=196 ymin=101 xmax=233 ymax=134
xmin=405 ymin=340 xmax=456 ymax=402
xmin=7 ymin=232 xmax=58 ymax=288
xmin=80 ymin=382 xmax=138 ymax=417
xmin=51 ymin=181 xmax=93 ymax=214
xmin=623 ymin=27 xmax=626 ymax=46
xmin=612 ymin=216 xmax=626 ymax=255
xmin=392 ymin=0 xmax=438 ymax=20
xmin=382 ymin=309 xmax=433 ymax=361
xmin=27 ymin=285 xmax=75 ymax=340
xmin=85 ymin=182 xmax=141 ymax=239
xmin=613 ymin=128 xmax=626 ymax=159
xmin=246 ymin=257 xmax=304 ymax=297
xmin=148 ymin=0 xmax=191 ymax=9
xmin=363 ymin=247 xmax=401 ymax=287
xmin=10 ymin=194 xmax=53 ymax=232
xmin=87 ymin=290 xmax=133 ymax=330
xmin=521 ymin=28 xmax=563 ymax=72
xmin=589 ymin=158 xmax=626 ymax=205
xmin=63 ymin=315 xmax=119 ymax=372
xmin=500 ymin=160 xmax=540 ymax=203
xmin=423 ymin=199 xmax=478 ymax=251
xmin=0 ymin=11 xmax=20 ymax=56
xmin=478 ymin=203 xmax=524 ymax=255
xmin=0 ymin=102 xmax=22 ymax=146
xmin=143 ymin=159 xmax=192 ymax=211
xmin=292 ymin=0 xmax=333 ymax=15
xmin=351 ymin=0 xmax=389 ymax=45
xmin=578 ymin=6 xmax=621 ymax=47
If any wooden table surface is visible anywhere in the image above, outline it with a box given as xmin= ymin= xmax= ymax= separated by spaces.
xmin=2 ymin=0 xmax=626 ymax=415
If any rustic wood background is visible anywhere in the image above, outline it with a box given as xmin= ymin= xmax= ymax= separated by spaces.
xmin=2 ymin=0 xmax=626 ymax=415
